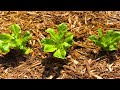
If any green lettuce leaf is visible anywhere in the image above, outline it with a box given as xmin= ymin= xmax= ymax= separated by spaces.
xmin=57 ymin=23 xmax=68 ymax=33
xmin=53 ymin=49 xmax=66 ymax=59
xmin=44 ymin=44 xmax=57 ymax=52
xmin=64 ymin=32 xmax=73 ymax=45
xmin=22 ymin=31 xmax=31 ymax=46
xmin=46 ymin=28 xmax=58 ymax=43
xmin=10 ymin=24 xmax=21 ymax=39
xmin=0 ymin=34 xmax=12 ymax=42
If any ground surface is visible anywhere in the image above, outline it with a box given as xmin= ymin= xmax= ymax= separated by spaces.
xmin=0 ymin=11 xmax=120 ymax=79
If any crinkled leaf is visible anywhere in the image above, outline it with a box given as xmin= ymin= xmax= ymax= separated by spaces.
xmin=1 ymin=43 xmax=10 ymax=53
xmin=90 ymin=29 xmax=120 ymax=51
xmin=53 ymin=49 xmax=62 ymax=58
xmin=21 ymin=47 xmax=32 ymax=55
xmin=63 ymin=42 xmax=71 ymax=49
xmin=0 ymin=34 xmax=12 ymax=42
xmin=53 ymin=49 xmax=66 ymax=59
xmin=19 ymin=46 xmax=32 ymax=54
xmin=112 ymin=31 xmax=120 ymax=37
xmin=100 ymin=30 xmax=113 ymax=43
xmin=46 ymin=28 xmax=58 ymax=43
xmin=24 ymin=48 xmax=32 ymax=54
xmin=64 ymin=32 xmax=73 ymax=45
xmin=41 ymin=38 xmax=55 ymax=45
xmin=0 ymin=34 xmax=12 ymax=53
xmin=57 ymin=32 xmax=65 ymax=41
xmin=89 ymin=35 xmax=98 ymax=42
xmin=113 ymin=36 xmax=120 ymax=43
xmin=105 ymin=31 xmax=120 ymax=47
xmin=94 ymin=40 xmax=103 ymax=47
xmin=102 ymin=30 xmax=120 ymax=51
xmin=111 ymin=32 xmax=120 ymax=43
xmin=109 ymin=44 xmax=118 ymax=51
xmin=9 ymin=39 xmax=17 ymax=48
xmin=57 ymin=23 xmax=68 ymax=33
xmin=104 ymin=37 xmax=112 ymax=45
xmin=98 ymin=28 xmax=103 ymax=38
xmin=0 ymin=42 xmax=3 ymax=50
xmin=12 ymin=39 xmax=22 ymax=48
xmin=60 ymin=48 xmax=66 ymax=59
xmin=22 ymin=31 xmax=31 ymax=46
xmin=10 ymin=24 xmax=21 ymax=39
xmin=57 ymin=23 xmax=68 ymax=40
xmin=44 ymin=44 xmax=57 ymax=52
xmin=104 ymin=30 xmax=113 ymax=38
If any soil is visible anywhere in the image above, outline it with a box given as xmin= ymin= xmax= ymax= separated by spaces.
xmin=0 ymin=11 xmax=120 ymax=79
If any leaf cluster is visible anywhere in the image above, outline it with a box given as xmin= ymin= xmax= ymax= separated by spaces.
xmin=41 ymin=23 xmax=73 ymax=59
xmin=0 ymin=24 xmax=32 ymax=54
xmin=89 ymin=28 xmax=120 ymax=51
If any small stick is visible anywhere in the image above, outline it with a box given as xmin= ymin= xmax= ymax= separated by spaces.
xmin=84 ymin=59 xmax=91 ymax=76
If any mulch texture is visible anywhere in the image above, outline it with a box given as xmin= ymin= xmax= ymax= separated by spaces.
xmin=0 ymin=11 xmax=120 ymax=79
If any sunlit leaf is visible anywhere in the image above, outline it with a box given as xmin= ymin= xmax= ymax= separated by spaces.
xmin=89 ymin=35 xmax=98 ymax=42
xmin=41 ymin=23 xmax=73 ymax=59
xmin=22 ymin=31 xmax=31 ymax=46
xmin=1 ymin=43 xmax=10 ymax=53
xmin=89 ymin=29 xmax=120 ymax=51
xmin=109 ymin=45 xmax=117 ymax=51
xmin=57 ymin=23 xmax=68 ymax=33
xmin=98 ymin=28 xmax=103 ymax=38
xmin=0 ymin=24 xmax=31 ymax=55
xmin=64 ymin=32 xmax=73 ymax=45
xmin=44 ymin=44 xmax=57 ymax=52
xmin=10 ymin=24 xmax=21 ymax=39
xmin=0 ymin=34 xmax=12 ymax=42
xmin=53 ymin=49 xmax=66 ymax=59
xmin=41 ymin=38 xmax=55 ymax=45
xmin=23 ymin=47 xmax=33 ymax=55
xmin=46 ymin=28 xmax=58 ymax=43
xmin=63 ymin=42 xmax=71 ymax=48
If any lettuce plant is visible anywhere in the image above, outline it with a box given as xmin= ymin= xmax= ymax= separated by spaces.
xmin=89 ymin=28 xmax=120 ymax=51
xmin=41 ymin=23 xmax=73 ymax=59
xmin=0 ymin=24 xmax=32 ymax=54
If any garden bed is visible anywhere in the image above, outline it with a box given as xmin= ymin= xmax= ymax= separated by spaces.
xmin=0 ymin=11 xmax=120 ymax=79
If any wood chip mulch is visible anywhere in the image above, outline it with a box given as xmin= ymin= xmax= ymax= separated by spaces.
xmin=0 ymin=11 xmax=120 ymax=79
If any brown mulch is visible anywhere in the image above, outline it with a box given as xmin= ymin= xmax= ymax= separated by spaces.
xmin=0 ymin=11 xmax=120 ymax=79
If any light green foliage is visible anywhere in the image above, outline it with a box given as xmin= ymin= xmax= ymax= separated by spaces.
xmin=89 ymin=28 xmax=120 ymax=51
xmin=41 ymin=23 xmax=73 ymax=59
xmin=0 ymin=24 xmax=32 ymax=54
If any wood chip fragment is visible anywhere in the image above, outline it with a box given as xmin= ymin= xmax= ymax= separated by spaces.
xmin=84 ymin=59 xmax=91 ymax=75
xmin=46 ymin=75 xmax=53 ymax=79
xmin=73 ymin=59 xmax=79 ymax=65
xmin=93 ymin=75 xmax=103 ymax=79
xmin=107 ymin=63 xmax=113 ymax=72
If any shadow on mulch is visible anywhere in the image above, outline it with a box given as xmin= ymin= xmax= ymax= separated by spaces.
xmin=0 ymin=49 xmax=29 ymax=69
xmin=41 ymin=56 xmax=69 ymax=79
xmin=89 ymin=49 xmax=117 ymax=64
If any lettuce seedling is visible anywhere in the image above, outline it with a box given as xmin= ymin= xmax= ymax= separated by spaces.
xmin=0 ymin=24 xmax=32 ymax=54
xmin=41 ymin=23 xmax=73 ymax=59
xmin=89 ymin=28 xmax=120 ymax=51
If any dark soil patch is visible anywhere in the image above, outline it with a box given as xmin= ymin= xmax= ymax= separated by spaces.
xmin=0 ymin=49 xmax=28 ymax=68
xmin=41 ymin=57 xmax=69 ymax=79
